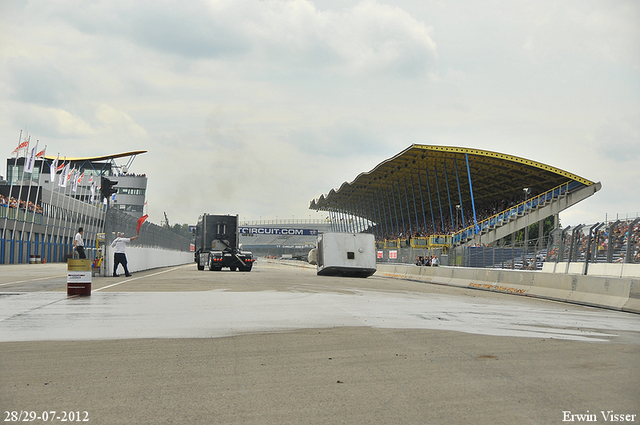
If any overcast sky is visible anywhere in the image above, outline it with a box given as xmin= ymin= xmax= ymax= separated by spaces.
xmin=1 ymin=0 xmax=638 ymax=227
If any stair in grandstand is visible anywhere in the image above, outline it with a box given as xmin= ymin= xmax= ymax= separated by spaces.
xmin=456 ymin=181 xmax=601 ymax=248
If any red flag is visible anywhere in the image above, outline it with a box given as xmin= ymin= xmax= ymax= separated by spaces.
xmin=137 ymin=214 xmax=148 ymax=234
xmin=36 ymin=149 xmax=45 ymax=157
xmin=12 ymin=140 xmax=28 ymax=154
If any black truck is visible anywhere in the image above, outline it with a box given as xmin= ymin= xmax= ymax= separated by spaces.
xmin=193 ymin=214 xmax=254 ymax=271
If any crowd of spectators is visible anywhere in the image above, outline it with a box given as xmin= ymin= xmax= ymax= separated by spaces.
xmin=0 ymin=194 xmax=43 ymax=214
xmin=547 ymin=219 xmax=640 ymax=264
xmin=415 ymin=255 xmax=439 ymax=267
xmin=371 ymin=194 xmax=530 ymax=243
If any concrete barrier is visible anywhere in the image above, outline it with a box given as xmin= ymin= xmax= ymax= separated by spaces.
xmin=104 ymin=246 xmax=193 ymax=276
xmin=376 ymin=264 xmax=639 ymax=314
xmin=541 ymin=262 xmax=640 ymax=278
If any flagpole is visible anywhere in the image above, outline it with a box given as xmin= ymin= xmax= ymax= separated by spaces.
xmin=42 ymin=154 xmax=59 ymax=263
xmin=20 ymin=140 xmax=38 ymax=256
xmin=69 ymin=169 xmax=83 ymax=257
xmin=28 ymin=144 xmax=45 ymax=259
xmin=2 ymin=130 xmax=22 ymax=244
xmin=56 ymin=159 xmax=70 ymax=260
xmin=60 ymin=163 xmax=74 ymax=259
xmin=77 ymin=169 xmax=92 ymax=258
xmin=11 ymin=135 xmax=30 ymax=262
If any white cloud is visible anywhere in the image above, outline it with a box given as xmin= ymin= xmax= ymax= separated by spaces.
xmin=95 ymin=104 xmax=148 ymax=141
xmin=0 ymin=0 xmax=638 ymax=227
xmin=32 ymin=0 xmax=437 ymax=77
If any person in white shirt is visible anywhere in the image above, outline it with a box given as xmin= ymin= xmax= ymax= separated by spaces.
xmin=74 ymin=227 xmax=86 ymax=259
xmin=111 ymin=232 xmax=138 ymax=277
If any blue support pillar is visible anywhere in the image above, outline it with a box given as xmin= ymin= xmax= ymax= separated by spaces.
xmin=369 ymin=196 xmax=379 ymax=238
xmin=454 ymin=159 xmax=466 ymax=229
xmin=377 ymin=190 xmax=388 ymax=239
xmin=410 ymin=175 xmax=420 ymax=234
xmin=403 ymin=179 xmax=412 ymax=236
xmin=365 ymin=197 xmax=375 ymax=237
xmin=433 ymin=165 xmax=445 ymax=233
xmin=416 ymin=173 xmax=428 ymax=235
xmin=465 ymin=153 xmax=479 ymax=234
xmin=396 ymin=182 xmax=406 ymax=237
xmin=425 ymin=169 xmax=437 ymax=234
xmin=444 ymin=163 xmax=454 ymax=232
xmin=387 ymin=188 xmax=399 ymax=238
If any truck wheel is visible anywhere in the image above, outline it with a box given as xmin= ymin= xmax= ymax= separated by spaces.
xmin=230 ymin=266 xmax=237 ymax=271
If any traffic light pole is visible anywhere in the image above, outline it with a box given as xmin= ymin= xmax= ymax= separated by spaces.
xmin=101 ymin=175 xmax=118 ymax=277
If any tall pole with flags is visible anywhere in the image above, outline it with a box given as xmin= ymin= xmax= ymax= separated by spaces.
xmin=2 ymin=130 xmax=23 ymax=249
xmin=20 ymin=140 xmax=39 ymax=258
xmin=60 ymin=164 xmax=75 ymax=258
xmin=42 ymin=154 xmax=60 ymax=262
xmin=28 ymin=146 xmax=46 ymax=260
xmin=11 ymin=135 xmax=30 ymax=262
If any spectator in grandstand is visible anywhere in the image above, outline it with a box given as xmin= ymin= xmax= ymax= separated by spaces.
xmin=0 ymin=194 xmax=6 ymax=207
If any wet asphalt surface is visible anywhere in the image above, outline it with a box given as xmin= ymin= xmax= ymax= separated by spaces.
xmin=1 ymin=260 xmax=639 ymax=424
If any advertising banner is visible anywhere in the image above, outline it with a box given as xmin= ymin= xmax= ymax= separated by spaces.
xmin=239 ymin=227 xmax=319 ymax=236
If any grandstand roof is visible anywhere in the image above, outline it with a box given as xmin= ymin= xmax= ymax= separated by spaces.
xmin=42 ymin=151 xmax=147 ymax=162
xmin=310 ymin=145 xmax=597 ymax=226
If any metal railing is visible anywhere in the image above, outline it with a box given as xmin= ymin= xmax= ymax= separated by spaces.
xmin=451 ymin=181 xmax=577 ymax=245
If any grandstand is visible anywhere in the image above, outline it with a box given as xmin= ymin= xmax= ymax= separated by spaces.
xmin=310 ymin=145 xmax=602 ymax=265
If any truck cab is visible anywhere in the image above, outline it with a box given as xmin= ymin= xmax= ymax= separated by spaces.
xmin=194 ymin=214 xmax=254 ymax=272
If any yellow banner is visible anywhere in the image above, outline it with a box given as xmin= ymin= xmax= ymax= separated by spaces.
xmin=68 ymin=259 xmax=91 ymax=271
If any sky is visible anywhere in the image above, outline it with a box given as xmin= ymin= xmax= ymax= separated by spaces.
xmin=1 ymin=0 xmax=638 ymax=227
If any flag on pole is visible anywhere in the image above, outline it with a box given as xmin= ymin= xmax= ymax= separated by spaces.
xmin=137 ymin=214 xmax=148 ymax=234
xmin=73 ymin=172 xmax=84 ymax=192
xmin=50 ymin=155 xmax=59 ymax=184
xmin=72 ymin=170 xmax=79 ymax=192
xmin=36 ymin=149 xmax=45 ymax=158
xmin=12 ymin=140 xmax=28 ymax=154
xmin=60 ymin=163 xmax=70 ymax=187
xmin=24 ymin=145 xmax=37 ymax=173
xmin=90 ymin=182 xmax=95 ymax=203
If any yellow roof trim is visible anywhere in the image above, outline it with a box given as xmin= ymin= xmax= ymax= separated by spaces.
xmin=412 ymin=145 xmax=594 ymax=186
xmin=42 ymin=151 xmax=147 ymax=162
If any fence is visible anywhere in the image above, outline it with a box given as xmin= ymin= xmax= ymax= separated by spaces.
xmin=1 ymin=200 xmax=190 ymax=265
xmin=1 ymin=190 xmax=106 ymax=265
xmin=546 ymin=219 xmax=640 ymax=266
xmin=104 ymin=208 xmax=191 ymax=251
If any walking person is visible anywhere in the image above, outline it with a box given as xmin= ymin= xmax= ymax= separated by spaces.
xmin=74 ymin=227 xmax=86 ymax=259
xmin=111 ymin=232 xmax=138 ymax=277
